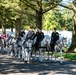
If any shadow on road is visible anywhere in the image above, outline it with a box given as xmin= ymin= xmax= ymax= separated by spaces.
xmin=0 ymin=55 xmax=76 ymax=75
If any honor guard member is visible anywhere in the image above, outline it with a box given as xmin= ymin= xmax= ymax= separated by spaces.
xmin=26 ymin=26 xmax=35 ymax=41
xmin=50 ymin=28 xmax=59 ymax=52
xmin=19 ymin=28 xmax=25 ymax=38
xmin=32 ymin=26 xmax=44 ymax=49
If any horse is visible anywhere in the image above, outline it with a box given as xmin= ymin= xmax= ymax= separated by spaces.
xmin=5 ymin=36 xmax=15 ymax=56
xmin=49 ymin=36 xmax=64 ymax=64
xmin=14 ymin=34 xmax=27 ymax=59
xmin=34 ymin=35 xmax=50 ymax=62
xmin=28 ymin=35 xmax=64 ymax=64
xmin=22 ymin=39 xmax=34 ymax=63
xmin=14 ymin=33 xmax=36 ymax=63
xmin=22 ymin=35 xmax=51 ymax=63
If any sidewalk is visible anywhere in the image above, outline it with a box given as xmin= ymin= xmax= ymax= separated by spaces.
xmin=0 ymin=54 xmax=76 ymax=75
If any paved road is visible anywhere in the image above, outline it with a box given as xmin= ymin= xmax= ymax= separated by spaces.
xmin=0 ymin=54 xmax=76 ymax=75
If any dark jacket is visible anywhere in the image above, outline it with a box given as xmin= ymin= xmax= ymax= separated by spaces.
xmin=51 ymin=32 xmax=59 ymax=43
xmin=32 ymin=31 xmax=44 ymax=43
xmin=19 ymin=31 xmax=25 ymax=37
xmin=26 ymin=30 xmax=35 ymax=40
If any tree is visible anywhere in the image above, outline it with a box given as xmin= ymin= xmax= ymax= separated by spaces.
xmin=68 ymin=0 xmax=76 ymax=52
xmin=0 ymin=0 xmax=16 ymax=33
xmin=42 ymin=7 xmax=73 ymax=31
xmin=0 ymin=0 xmax=26 ymax=36
xmin=61 ymin=8 xmax=73 ymax=31
xmin=56 ymin=0 xmax=76 ymax=52
xmin=43 ymin=9 xmax=62 ymax=30
xmin=0 ymin=5 xmax=6 ymax=34
xmin=20 ymin=0 xmax=62 ymax=29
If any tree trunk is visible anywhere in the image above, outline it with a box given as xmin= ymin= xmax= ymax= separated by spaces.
xmin=2 ymin=18 xmax=6 ymax=34
xmin=15 ymin=18 xmax=21 ymax=37
xmin=1 ymin=17 xmax=6 ymax=54
xmin=36 ymin=10 xmax=43 ymax=29
xmin=68 ymin=0 xmax=76 ymax=52
xmin=11 ymin=28 xmax=13 ymax=32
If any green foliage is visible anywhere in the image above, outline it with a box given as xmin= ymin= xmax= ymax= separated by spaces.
xmin=55 ymin=52 xmax=76 ymax=61
xmin=0 ymin=0 xmax=18 ymax=28
xmin=0 ymin=0 xmax=73 ymax=31
xmin=63 ymin=53 xmax=76 ymax=61
xmin=21 ymin=15 xmax=36 ymax=29
xmin=43 ymin=7 xmax=73 ymax=30
xmin=46 ymin=52 xmax=76 ymax=61
xmin=43 ymin=9 xmax=61 ymax=30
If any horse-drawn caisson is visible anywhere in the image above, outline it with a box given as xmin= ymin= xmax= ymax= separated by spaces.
xmin=5 ymin=27 xmax=64 ymax=64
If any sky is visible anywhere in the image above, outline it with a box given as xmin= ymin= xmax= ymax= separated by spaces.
xmin=60 ymin=0 xmax=73 ymax=6
xmin=62 ymin=0 xmax=73 ymax=2
xmin=62 ymin=0 xmax=73 ymax=3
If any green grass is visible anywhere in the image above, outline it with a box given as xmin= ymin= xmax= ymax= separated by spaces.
xmin=63 ymin=53 xmax=76 ymax=61
xmin=45 ymin=51 xmax=76 ymax=61
xmin=56 ymin=52 xmax=76 ymax=61
xmin=60 ymin=46 xmax=76 ymax=61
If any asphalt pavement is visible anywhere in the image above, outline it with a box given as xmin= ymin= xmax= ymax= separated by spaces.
xmin=0 ymin=54 xmax=76 ymax=75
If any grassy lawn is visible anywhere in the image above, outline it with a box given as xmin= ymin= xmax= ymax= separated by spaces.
xmin=62 ymin=53 xmax=76 ymax=61
xmin=45 ymin=51 xmax=76 ymax=61
xmin=60 ymin=46 xmax=76 ymax=61
xmin=57 ymin=52 xmax=76 ymax=61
